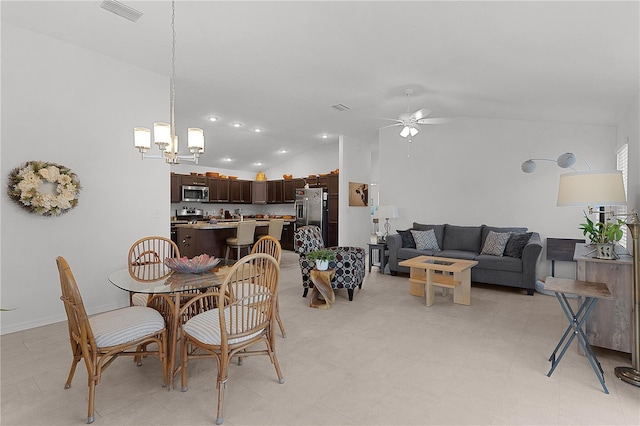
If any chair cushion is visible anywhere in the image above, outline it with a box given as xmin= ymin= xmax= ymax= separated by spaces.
xmin=184 ymin=306 xmax=263 ymax=345
xmin=131 ymin=293 xmax=150 ymax=307
xmin=90 ymin=306 xmax=165 ymax=348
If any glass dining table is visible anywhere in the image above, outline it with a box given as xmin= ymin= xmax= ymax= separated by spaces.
xmin=108 ymin=264 xmax=232 ymax=390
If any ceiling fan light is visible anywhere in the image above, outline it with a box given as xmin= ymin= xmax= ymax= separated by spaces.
xmin=409 ymin=126 xmax=419 ymax=137
xmin=400 ymin=126 xmax=411 ymax=138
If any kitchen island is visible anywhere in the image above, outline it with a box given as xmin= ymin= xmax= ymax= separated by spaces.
xmin=175 ymin=220 xmax=291 ymax=258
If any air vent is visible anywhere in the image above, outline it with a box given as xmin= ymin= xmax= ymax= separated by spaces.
xmin=331 ymin=103 xmax=351 ymax=111
xmin=100 ymin=0 xmax=143 ymax=22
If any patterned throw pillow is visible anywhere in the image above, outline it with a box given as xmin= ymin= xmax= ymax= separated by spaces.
xmin=410 ymin=229 xmax=440 ymax=251
xmin=396 ymin=229 xmax=416 ymax=248
xmin=504 ymin=232 xmax=532 ymax=258
xmin=480 ymin=231 xmax=511 ymax=256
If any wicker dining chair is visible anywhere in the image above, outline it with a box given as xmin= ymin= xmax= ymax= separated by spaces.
xmin=251 ymin=235 xmax=286 ymax=337
xmin=56 ymin=256 xmax=168 ymax=424
xmin=128 ymin=236 xmax=180 ymax=306
xmin=179 ymin=253 xmax=284 ymax=425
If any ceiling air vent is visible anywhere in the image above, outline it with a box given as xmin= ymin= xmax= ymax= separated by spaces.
xmin=100 ymin=0 xmax=143 ymax=22
xmin=331 ymin=103 xmax=351 ymax=111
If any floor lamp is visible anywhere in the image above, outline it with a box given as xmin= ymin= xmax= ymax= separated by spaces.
xmin=557 ymin=170 xmax=640 ymax=387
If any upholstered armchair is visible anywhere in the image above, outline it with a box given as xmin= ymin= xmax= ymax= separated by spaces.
xmin=294 ymin=225 xmax=366 ymax=301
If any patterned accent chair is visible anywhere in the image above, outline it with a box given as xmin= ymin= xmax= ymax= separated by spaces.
xmin=294 ymin=225 xmax=366 ymax=301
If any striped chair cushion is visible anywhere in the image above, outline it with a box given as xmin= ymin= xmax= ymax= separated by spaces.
xmin=89 ymin=306 xmax=165 ymax=348
xmin=131 ymin=293 xmax=150 ymax=306
xmin=184 ymin=306 xmax=264 ymax=345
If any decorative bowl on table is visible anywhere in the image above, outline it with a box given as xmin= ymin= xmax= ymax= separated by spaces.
xmin=164 ymin=254 xmax=221 ymax=274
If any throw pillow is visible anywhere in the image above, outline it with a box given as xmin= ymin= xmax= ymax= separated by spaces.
xmin=504 ymin=232 xmax=533 ymax=258
xmin=396 ymin=229 xmax=416 ymax=249
xmin=410 ymin=229 xmax=440 ymax=251
xmin=480 ymin=231 xmax=511 ymax=256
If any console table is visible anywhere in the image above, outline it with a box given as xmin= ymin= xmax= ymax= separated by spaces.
xmin=574 ymin=243 xmax=633 ymax=354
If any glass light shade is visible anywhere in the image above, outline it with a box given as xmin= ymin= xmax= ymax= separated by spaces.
xmin=557 ymin=171 xmax=627 ymax=207
xmin=187 ymin=128 xmax=205 ymax=152
xmin=521 ymin=160 xmax=536 ymax=173
xmin=167 ymin=135 xmax=178 ymax=154
xmin=134 ymin=127 xmax=151 ymax=149
xmin=153 ymin=122 xmax=171 ymax=146
xmin=400 ymin=126 xmax=411 ymax=138
xmin=556 ymin=152 xmax=577 ymax=169
xmin=409 ymin=126 xmax=419 ymax=137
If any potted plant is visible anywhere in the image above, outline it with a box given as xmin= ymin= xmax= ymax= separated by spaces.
xmin=579 ymin=214 xmax=625 ymax=259
xmin=306 ymin=249 xmax=336 ymax=271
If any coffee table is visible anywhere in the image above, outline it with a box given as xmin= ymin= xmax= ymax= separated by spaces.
xmin=398 ymin=256 xmax=478 ymax=306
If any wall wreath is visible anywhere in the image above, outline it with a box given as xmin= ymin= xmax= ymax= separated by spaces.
xmin=7 ymin=161 xmax=81 ymax=217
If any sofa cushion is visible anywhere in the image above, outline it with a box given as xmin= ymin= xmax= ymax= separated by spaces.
xmin=504 ymin=232 xmax=533 ymax=258
xmin=481 ymin=226 xmax=527 ymax=248
xmin=396 ymin=229 xmax=416 ymax=248
xmin=437 ymin=250 xmax=478 ymax=260
xmin=412 ymin=223 xmax=445 ymax=249
xmin=411 ymin=229 xmax=440 ymax=250
xmin=442 ymin=225 xmax=482 ymax=252
xmin=475 ymin=254 xmax=523 ymax=272
xmin=397 ymin=247 xmax=439 ymax=260
xmin=480 ymin=231 xmax=511 ymax=256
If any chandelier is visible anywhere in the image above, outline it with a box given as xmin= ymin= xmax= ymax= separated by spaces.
xmin=133 ymin=1 xmax=204 ymax=164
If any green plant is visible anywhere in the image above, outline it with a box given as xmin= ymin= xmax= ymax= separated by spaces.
xmin=306 ymin=249 xmax=336 ymax=261
xmin=579 ymin=214 xmax=625 ymax=244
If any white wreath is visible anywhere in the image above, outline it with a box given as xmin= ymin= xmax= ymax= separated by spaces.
xmin=7 ymin=161 xmax=81 ymax=217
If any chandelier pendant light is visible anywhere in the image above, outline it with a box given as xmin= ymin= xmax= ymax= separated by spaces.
xmin=133 ymin=1 xmax=204 ymax=164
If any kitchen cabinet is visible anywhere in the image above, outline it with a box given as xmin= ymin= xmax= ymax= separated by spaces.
xmin=230 ymin=179 xmax=252 ymax=204
xmin=252 ymin=181 xmax=267 ymax=204
xmin=207 ymin=178 xmax=230 ymax=203
xmin=180 ymin=174 xmax=208 ymax=186
xmin=267 ymin=180 xmax=283 ymax=204
xmin=281 ymin=222 xmax=295 ymax=250
xmin=283 ymin=178 xmax=305 ymax=203
xmin=170 ymin=174 xmax=181 ymax=203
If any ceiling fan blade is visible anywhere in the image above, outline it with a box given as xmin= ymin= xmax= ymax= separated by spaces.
xmin=398 ymin=113 xmax=412 ymax=122
xmin=411 ymin=108 xmax=431 ymax=121
xmin=377 ymin=123 xmax=402 ymax=130
xmin=416 ymin=117 xmax=452 ymax=125
xmin=374 ymin=116 xmax=403 ymax=123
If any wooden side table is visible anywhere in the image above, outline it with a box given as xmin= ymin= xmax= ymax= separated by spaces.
xmin=368 ymin=242 xmax=388 ymax=273
xmin=544 ymin=276 xmax=613 ymax=394
xmin=309 ymin=269 xmax=336 ymax=309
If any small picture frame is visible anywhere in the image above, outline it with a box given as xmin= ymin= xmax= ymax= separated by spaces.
xmin=349 ymin=182 xmax=368 ymax=206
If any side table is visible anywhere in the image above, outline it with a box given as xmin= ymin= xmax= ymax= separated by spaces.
xmin=309 ymin=268 xmax=336 ymax=309
xmin=368 ymin=242 xmax=388 ymax=273
xmin=544 ymin=276 xmax=613 ymax=393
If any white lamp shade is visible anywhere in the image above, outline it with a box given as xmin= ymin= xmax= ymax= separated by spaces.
xmin=376 ymin=205 xmax=399 ymax=219
xmin=188 ymin=128 xmax=205 ymax=152
xmin=557 ymin=171 xmax=627 ymax=207
xmin=153 ymin=122 xmax=171 ymax=146
xmin=134 ymin=127 xmax=151 ymax=149
xmin=400 ymin=126 xmax=411 ymax=138
xmin=409 ymin=126 xmax=419 ymax=137
xmin=167 ymin=135 xmax=178 ymax=154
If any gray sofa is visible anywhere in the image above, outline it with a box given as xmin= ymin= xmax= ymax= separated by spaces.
xmin=387 ymin=223 xmax=543 ymax=295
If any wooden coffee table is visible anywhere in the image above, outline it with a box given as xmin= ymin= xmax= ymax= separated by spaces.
xmin=399 ymin=256 xmax=478 ymax=306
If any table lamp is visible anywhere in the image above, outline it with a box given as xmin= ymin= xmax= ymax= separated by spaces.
xmin=376 ymin=205 xmax=399 ymax=241
xmin=557 ymin=170 xmax=640 ymax=388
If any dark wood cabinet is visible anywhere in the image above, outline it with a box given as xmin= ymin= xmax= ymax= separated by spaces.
xmin=281 ymin=222 xmax=295 ymax=250
xmin=252 ymin=181 xmax=267 ymax=204
xmin=267 ymin=180 xmax=283 ymax=204
xmin=230 ymin=179 xmax=252 ymax=203
xmin=180 ymin=175 xmax=208 ymax=186
xmin=207 ymin=178 xmax=229 ymax=203
xmin=170 ymin=174 xmax=181 ymax=203
xmin=283 ymin=178 xmax=305 ymax=203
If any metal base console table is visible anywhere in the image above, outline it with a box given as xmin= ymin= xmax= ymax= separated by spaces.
xmin=544 ymin=276 xmax=613 ymax=394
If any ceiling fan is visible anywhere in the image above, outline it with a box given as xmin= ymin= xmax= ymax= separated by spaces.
xmin=377 ymin=89 xmax=451 ymax=138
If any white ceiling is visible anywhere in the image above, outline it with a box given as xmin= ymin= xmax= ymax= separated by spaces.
xmin=3 ymin=1 xmax=638 ymax=171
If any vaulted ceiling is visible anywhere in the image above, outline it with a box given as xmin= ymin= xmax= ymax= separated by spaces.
xmin=3 ymin=1 xmax=638 ymax=171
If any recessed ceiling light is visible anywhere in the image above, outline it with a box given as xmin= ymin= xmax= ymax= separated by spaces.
xmin=253 ymin=128 xmax=263 ymax=133
xmin=232 ymin=122 xmax=242 ymax=128
xmin=321 ymin=134 xmax=329 ymax=139
xmin=278 ymin=149 xmax=288 ymax=154
xmin=254 ymin=162 xmax=263 ymax=166
xmin=209 ymin=117 xmax=218 ymax=122
xmin=222 ymin=158 xmax=232 ymax=162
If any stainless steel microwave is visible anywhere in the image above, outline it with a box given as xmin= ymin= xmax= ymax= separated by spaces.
xmin=182 ymin=185 xmax=209 ymax=202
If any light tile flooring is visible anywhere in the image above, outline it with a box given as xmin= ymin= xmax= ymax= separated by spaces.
xmin=2 ymin=251 xmax=639 ymax=425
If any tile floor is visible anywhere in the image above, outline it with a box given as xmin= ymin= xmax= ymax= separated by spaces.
xmin=2 ymin=251 xmax=639 ymax=425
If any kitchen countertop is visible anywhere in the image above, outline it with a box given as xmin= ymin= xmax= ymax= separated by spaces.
xmin=174 ymin=219 xmax=291 ymax=230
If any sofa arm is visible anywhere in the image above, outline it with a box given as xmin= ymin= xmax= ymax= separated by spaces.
xmin=386 ymin=234 xmax=403 ymax=273
xmin=521 ymin=232 xmax=543 ymax=291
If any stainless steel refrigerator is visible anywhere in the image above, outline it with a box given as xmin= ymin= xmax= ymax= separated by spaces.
xmin=295 ymin=187 xmax=328 ymax=244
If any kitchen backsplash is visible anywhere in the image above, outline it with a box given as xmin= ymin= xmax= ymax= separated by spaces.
xmin=171 ymin=202 xmax=295 ymax=219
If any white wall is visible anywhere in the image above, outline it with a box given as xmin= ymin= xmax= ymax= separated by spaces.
xmin=338 ymin=135 xmax=372 ymax=247
xmin=378 ymin=117 xmax=618 ymax=279
xmin=1 ymin=24 xmax=169 ymax=334
xmin=265 ymin=142 xmax=338 ymax=179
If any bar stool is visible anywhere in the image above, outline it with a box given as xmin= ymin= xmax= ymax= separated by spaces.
xmin=267 ymin=218 xmax=284 ymax=240
xmin=225 ymin=220 xmax=256 ymax=262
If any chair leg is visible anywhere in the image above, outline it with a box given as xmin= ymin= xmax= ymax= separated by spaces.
xmin=302 ymin=288 xmax=308 ymax=298
xmin=348 ymin=288 xmax=354 ymax=301
xmin=275 ymin=297 xmax=286 ymax=338
xmin=64 ymin=344 xmax=82 ymax=389
xmin=224 ymin=246 xmax=230 ymax=264
xmin=266 ymin=340 xmax=285 ymax=385
xmin=216 ymin=369 xmax=229 ymax=425
xmin=87 ymin=378 xmax=96 ymax=424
